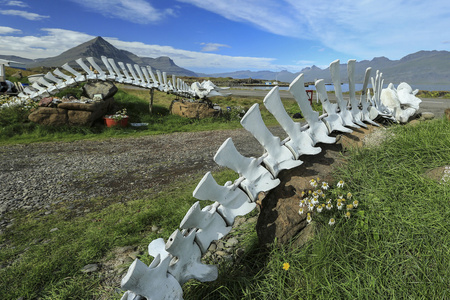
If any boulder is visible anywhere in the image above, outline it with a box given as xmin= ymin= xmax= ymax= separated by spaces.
xmin=29 ymin=98 xmax=114 ymax=127
xmin=28 ymin=107 xmax=68 ymax=126
xmin=82 ymin=81 xmax=118 ymax=99
xmin=256 ymin=142 xmax=345 ymax=248
xmin=170 ymin=100 xmax=220 ymax=119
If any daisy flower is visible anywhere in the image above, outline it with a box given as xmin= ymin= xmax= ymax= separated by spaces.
xmin=337 ymin=180 xmax=345 ymax=188
xmin=299 ymin=207 xmax=305 ymax=215
xmin=308 ymin=202 xmax=315 ymax=211
xmin=316 ymin=205 xmax=323 ymax=213
xmin=321 ymin=181 xmax=329 ymax=190
xmin=310 ymin=179 xmax=318 ymax=188
xmin=326 ymin=203 xmax=333 ymax=210
xmin=312 ymin=191 xmax=319 ymax=199
xmin=353 ymin=200 xmax=359 ymax=208
xmin=346 ymin=204 xmax=354 ymax=211
xmin=299 ymin=199 xmax=306 ymax=207
xmin=307 ymin=213 xmax=312 ymax=223
xmin=347 ymin=192 xmax=352 ymax=199
xmin=328 ymin=218 xmax=335 ymax=226
xmin=345 ymin=211 xmax=351 ymax=219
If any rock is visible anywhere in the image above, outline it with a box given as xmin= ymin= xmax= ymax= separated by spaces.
xmin=82 ymin=81 xmax=118 ymax=99
xmin=11 ymin=71 xmax=22 ymax=79
xmin=170 ymin=100 xmax=220 ymax=119
xmin=39 ymin=97 xmax=53 ymax=107
xmin=292 ymin=112 xmax=303 ymax=119
xmin=81 ymin=263 xmax=99 ymax=273
xmin=50 ymin=227 xmax=59 ymax=232
xmin=29 ymin=98 xmax=113 ymax=127
xmin=256 ymin=142 xmax=344 ymax=247
xmin=28 ymin=107 xmax=68 ymax=126
xmin=420 ymin=112 xmax=435 ymax=120
xmin=225 ymin=237 xmax=239 ymax=247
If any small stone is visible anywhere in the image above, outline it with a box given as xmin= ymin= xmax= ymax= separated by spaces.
xmin=420 ymin=112 xmax=435 ymax=120
xmin=50 ymin=228 xmax=59 ymax=232
xmin=81 ymin=263 xmax=99 ymax=273
xmin=151 ymin=225 xmax=159 ymax=232
xmin=117 ymin=246 xmax=134 ymax=254
xmin=225 ymin=237 xmax=239 ymax=247
xmin=128 ymin=251 xmax=140 ymax=260
xmin=207 ymin=243 xmax=217 ymax=252
xmin=44 ymin=211 xmax=52 ymax=215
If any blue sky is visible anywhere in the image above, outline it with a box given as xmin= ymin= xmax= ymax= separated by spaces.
xmin=0 ymin=0 xmax=449 ymax=74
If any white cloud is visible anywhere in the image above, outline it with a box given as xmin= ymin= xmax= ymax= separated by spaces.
xmin=179 ymin=0 xmax=450 ymax=60
xmin=0 ymin=28 xmax=304 ymax=71
xmin=200 ymin=43 xmax=231 ymax=52
xmin=0 ymin=26 xmax=22 ymax=34
xmin=69 ymin=0 xmax=176 ymax=24
xmin=0 ymin=29 xmax=93 ymax=58
xmin=0 ymin=9 xmax=49 ymax=20
xmin=5 ymin=1 xmax=28 ymax=7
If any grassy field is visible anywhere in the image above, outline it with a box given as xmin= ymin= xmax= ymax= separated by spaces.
xmin=1 ymin=73 xmax=449 ymax=299
xmin=0 ymin=84 xmax=318 ymax=145
xmin=1 ymin=115 xmax=448 ymax=298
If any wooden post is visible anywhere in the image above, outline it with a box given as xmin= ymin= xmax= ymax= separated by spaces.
xmin=149 ymin=88 xmax=154 ymax=114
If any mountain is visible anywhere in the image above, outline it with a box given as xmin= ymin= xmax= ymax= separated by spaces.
xmin=20 ymin=36 xmax=198 ymax=77
xmin=204 ymin=50 xmax=450 ymax=85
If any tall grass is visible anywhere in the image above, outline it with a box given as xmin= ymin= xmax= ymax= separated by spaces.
xmin=183 ymin=118 xmax=450 ymax=299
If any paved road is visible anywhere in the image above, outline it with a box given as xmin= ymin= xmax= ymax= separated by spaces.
xmin=227 ymin=88 xmax=450 ymax=118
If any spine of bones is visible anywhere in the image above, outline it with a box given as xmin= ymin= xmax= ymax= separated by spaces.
xmin=13 ymin=57 xmax=421 ymax=299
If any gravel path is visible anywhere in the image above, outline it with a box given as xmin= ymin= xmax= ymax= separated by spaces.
xmin=0 ymin=127 xmax=287 ymax=230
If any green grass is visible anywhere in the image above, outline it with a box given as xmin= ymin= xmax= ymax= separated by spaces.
xmin=0 ymin=86 xmax=316 ymax=145
xmin=183 ymin=118 xmax=450 ymax=299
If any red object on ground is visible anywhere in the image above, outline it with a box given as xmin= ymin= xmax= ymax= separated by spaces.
xmin=104 ymin=116 xmax=128 ymax=127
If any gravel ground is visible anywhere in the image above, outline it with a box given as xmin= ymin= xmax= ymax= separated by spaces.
xmin=0 ymin=127 xmax=288 ymax=230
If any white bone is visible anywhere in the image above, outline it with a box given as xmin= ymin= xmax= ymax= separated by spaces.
xmin=179 ymin=201 xmax=231 ymax=253
xmin=44 ymin=72 xmax=67 ymax=90
xmin=53 ymin=68 xmax=77 ymax=86
xmin=314 ymin=79 xmax=352 ymax=133
xmin=329 ymin=60 xmax=360 ymax=128
xmin=134 ymin=64 xmax=148 ymax=87
xmin=141 ymin=67 xmax=153 ymax=88
xmin=156 ymin=70 xmax=164 ymax=91
xmin=289 ymin=74 xmax=336 ymax=144
xmin=121 ymin=255 xmax=182 ymax=300
xmin=23 ymin=86 xmax=39 ymax=99
xmin=214 ymin=138 xmax=280 ymax=201
xmin=31 ymin=82 xmax=50 ymax=97
xmin=75 ymin=58 xmax=97 ymax=80
xmin=347 ymin=59 xmax=367 ymax=128
xmin=193 ymin=172 xmax=256 ymax=226
xmin=37 ymin=77 xmax=58 ymax=94
xmin=240 ymin=104 xmax=302 ymax=177
xmin=148 ymin=238 xmax=171 ymax=262
xmin=101 ymin=56 xmax=117 ymax=80
xmin=126 ymin=63 xmax=141 ymax=86
xmin=86 ymin=57 xmax=106 ymax=80
xmin=172 ymin=75 xmax=177 ymax=93
xmin=261 ymin=76 xmax=320 ymax=156
xmin=359 ymin=67 xmax=380 ymax=126
xmin=107 ymin=58 xmax=125 ymax=83
xmin=146 ymin=66 xmax=159 ymax=88
xmin=166 ymin=229 xmax=218 ymax=284
xmin=118 ymin=62 xmax=133 ymax=84
xmin=120 ymin=291 xmax=143 ymax=300
xmin=62 ymin=63 xmax=86 ymax=82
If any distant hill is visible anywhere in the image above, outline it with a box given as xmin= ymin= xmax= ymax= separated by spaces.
xmin=204 ymin=50 xmax=450 ymax=85
xmin=0 ymin=36 xmax=197 ymax=77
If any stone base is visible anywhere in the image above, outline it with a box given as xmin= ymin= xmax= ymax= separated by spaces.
xmin=170 ymin=100 xmax=220 ymax=119
xmin=28 ymin=98 xmax=114 ymax=127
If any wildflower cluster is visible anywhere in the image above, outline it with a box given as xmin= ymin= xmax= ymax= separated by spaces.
xmin=298 ymin=178 xmax=360 ymax=226
xmin=0 ymin=95 xmax=38 ymax=111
